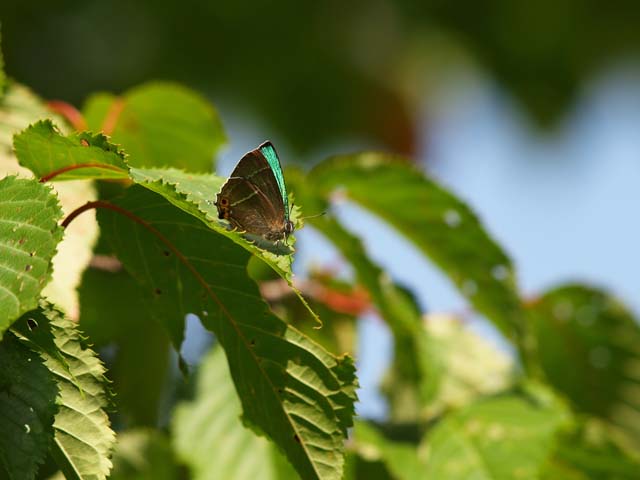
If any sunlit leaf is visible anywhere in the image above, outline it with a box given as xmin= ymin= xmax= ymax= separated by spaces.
xmin=12 ymin=305 xmax=115 ymax=480
xmin=13 ymin=120 xmax=128 ymax=181
xmin=98 ymin=186 xmax=357 ymax=480
xmin=0 ymin=84 xmax=99 ymax=320
xmin=421 ymin=390 xmax=569 ymax=479
xmin=83 ymin=82 xmax=226 ymax=171
xmin=40 ymin=179 xmax=98 ymax=319
xmin=420 ymin=314 xmax=514 ymax=419
xmin=0 ymin=176 xmax=63 ymax=335
xmin=173 ymin=347 xmax=298 ymax=480
xmin=0 ymin=83 xmax=64 ymax=159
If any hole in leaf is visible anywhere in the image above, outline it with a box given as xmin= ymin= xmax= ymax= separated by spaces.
xmin=25 ymin=265 xmax=32 ymax=272
xmin=154 ymin=288 xmax=162 ymax=295
xmin=250 ymin=339 xmax=256 ymax=346
xmin=29 ymin=251 xmax=35 ymax=257
xmin=294 ymin=434 xmax=300 ymax=444
xmin=163 ymin=250 xmax=170 ymax=257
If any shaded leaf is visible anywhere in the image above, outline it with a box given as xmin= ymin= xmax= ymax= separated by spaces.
xmin=266 ymin=270 xmax=360 ymax=357
xmin=78 ymin=266 xmax=170 ymax=427
xmin=0 ymin=332 xmax=58 ymax=480
xmin=421 ymin=390 xmax=569 ymax=479
xmin=527 ymin=285 xmax=640 ymax=444
xmin=13 ymin=120 xmax=128 ymax=181
xmin=12 ymin=305 xmax=115 ymax=480
xmin=307 ymin=154 xmax=524 ymax=342
xmin=542 ymin=421 xmax=640 ymax=480
xmin=351 ymin=421 xmax=423 ymax=480
xmin=109 ymin=429 xmax=178 ymax=480
xmin=83 ymin=82 xmax=226 ymax=171
xmin=99 ymin=186 xmax=357 ymax=480
xmin=173 ymin=347 xmax=298 ymax=480
xmin=0 ymin=176 xmax=63 ymax=335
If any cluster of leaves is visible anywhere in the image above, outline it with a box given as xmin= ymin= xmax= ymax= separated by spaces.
xmin=2 ymin=31 xmax=640 ymax=480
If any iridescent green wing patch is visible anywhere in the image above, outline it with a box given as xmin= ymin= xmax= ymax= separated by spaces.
xmin=259 ymin=142 xmax=289 ymax=221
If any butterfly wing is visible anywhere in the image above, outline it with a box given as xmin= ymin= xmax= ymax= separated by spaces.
xmin=216 ymin=147 xmax=287 ymax=240
xmin=229 ymin=146 xmax=286 ymax=218
xmin=256 ymin=142 xmax=290 ymax=221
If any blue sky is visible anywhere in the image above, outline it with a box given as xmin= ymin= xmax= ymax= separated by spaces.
xmin=203 ymin=62 xmax=640 ymax=420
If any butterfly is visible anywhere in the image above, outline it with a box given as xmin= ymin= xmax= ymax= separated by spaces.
xmin=215 ymin=141 xmax=294 ymax=243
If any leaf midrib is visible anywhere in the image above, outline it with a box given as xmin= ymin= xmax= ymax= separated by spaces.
xmin=109 ymin=203 xmax=326 ymax=479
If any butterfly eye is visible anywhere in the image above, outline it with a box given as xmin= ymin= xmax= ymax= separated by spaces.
xmin=220 ymin=198 xmax=229 ymax=206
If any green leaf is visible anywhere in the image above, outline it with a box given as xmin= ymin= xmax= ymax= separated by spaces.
xmin=351 ymin=421 xmax=424 ymax=480
xmin=13 ymin=120 xmax=129 ymax=181
xmin=307 ymin=154 xmax=524 ymax=341
xmin=288 ymin=167 xmax=439 ymax=421
xmin=419 ymin=314 xmax=514 ymax=420
xmin=0 ymin=25 xmax=5 ymax=97
xmin=109 ymin=429 xmax=179 ymax=480
xmin=0 ymin=176 xmax=63 ymax=335
xmin=527 ymin=285 xmax=640 ymax=444
xmin=0 ymin=82 xmax=67 ymax=174
xmin=421 ymin=391 xmax=569 ymax=479
xmin=98 ymin=186 xmax=357 ymax=480
xmin=542 ymin=421 xmax=640 ymax=480
xmin=173 ymin=347 xmax=298 ymax=480
xmin=83 ymin=82 xmax=226 ymax=171
xmin=129 ymin=167 xmax=294 ymax=276
xmin=78 ymin=266 xmax=170 ymax=427
xmin=12 ymin=305 xmax=115 ymax=480
xmin=0 ymin=331 xmax=58 ymax=480
xmin=40 ymin=179 xmax=98 ymax=318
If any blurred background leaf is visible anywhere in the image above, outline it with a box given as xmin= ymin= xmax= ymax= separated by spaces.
xmin=78 ymin=265 xmax=171 ymax=428
xmin=527 ymin=285 xmax=640 ymax=448
xmin=172 ymin=346 xmax=298 ymax=480
xmin=4 ymin=1 xmax=640 ymax=155
xmin=420 ymin=389 xmax=570 ymax=479
xmin=82 ymin=82 xmax=226 ymax=171
xmin=109 ymin=429 xmax=179 ymax=480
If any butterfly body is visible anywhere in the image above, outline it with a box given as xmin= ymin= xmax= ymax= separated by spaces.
xmin=216 ymin=142 xmax=294 ymax=242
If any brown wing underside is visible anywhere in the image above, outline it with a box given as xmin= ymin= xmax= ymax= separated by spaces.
xmin=230 ymin=149 xmax=285 ymax=215
xmin=216 ymin=177 xmax=287 ymax=241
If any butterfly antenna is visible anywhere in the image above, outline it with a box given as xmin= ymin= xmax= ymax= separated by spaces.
xmin=299 ymin=211 xmax=327 ymax=221
xmin=291 ymin=200 xmax=327 ymax=221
